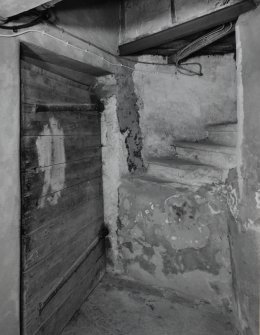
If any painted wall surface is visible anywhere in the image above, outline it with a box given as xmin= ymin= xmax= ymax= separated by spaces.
xmin=121 ymin=0 xmax=243 ymax=43
xmin=54 ymin=0 xmax=120 ymax=55
xmin=0 ymin=39 xmax=20 ymax=335
xmin=227 ymin=7 xmax=260 ymax=335
xmin=134 ymin=54 xmax=237 ymax=159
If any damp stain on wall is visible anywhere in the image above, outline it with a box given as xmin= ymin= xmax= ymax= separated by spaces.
xmin=118 ymin=177 xmax=232 ymax=307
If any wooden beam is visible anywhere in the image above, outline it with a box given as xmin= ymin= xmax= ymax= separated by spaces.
xmin=0 ymin=0 xmax=63 ymax=18
xmin=119 ymin=0 xmax=255 ymax=56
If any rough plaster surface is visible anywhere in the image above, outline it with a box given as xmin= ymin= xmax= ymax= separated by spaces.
xmin=175 ymin=0 xmax=242 ymax=23
xmin=54 ymin=0 xmax=120 ymax=55
xmin=117 ymin=178 xmax=232 ymax=308
xmin=96 ymin=75 xmax=128 ymax=269
xmin=36 ymin=116 xmax=66 ymax=208
xmin=0 ymin=39 xmax=20 ymax=335
xmin=116 ymin=69 xmax=145 ymax=172
xmin=121 ymin=0 xmax=172 ymax=43
xmin=226 ymin=7 xmax=260 ymax=335
xmin=133 ymin=55 xmax=237 ymax=158
xmin=62 ymin=274 xmax=236 ymax=335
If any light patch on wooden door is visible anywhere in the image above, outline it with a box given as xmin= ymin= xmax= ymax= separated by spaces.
xmin=36 ymin=116 xmax=66 ymax=208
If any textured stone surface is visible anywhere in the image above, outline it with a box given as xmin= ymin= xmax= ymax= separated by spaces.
xmin=62 ymin=274 xmax=236 ymax=335
xmin=117 ymin=177 xmax=232 ymax=308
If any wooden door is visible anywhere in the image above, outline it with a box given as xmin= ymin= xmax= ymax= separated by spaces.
xmin=21 ymin=61 xmax=106 ymax=335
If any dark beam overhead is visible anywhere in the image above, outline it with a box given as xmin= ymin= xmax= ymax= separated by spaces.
xmin=119 ymin=0 xmax=255 ymax=56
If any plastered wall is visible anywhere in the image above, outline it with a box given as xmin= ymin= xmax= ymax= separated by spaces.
xmin=96 ymin=54 xmax=236 ymax=307
xmin=0 ymin=39 xmax=20 ymax=335
xmin=134 ymin=54 xmax=237 ymax=159
xmin=226 ymin=6 xmax=260 ymax=335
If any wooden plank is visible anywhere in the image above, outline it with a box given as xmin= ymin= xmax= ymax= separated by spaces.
xmin=23 ymin=199 xmax=104 ymax=269
xmin=23 ymin=218 xmax=104 ymax=306
xmin=35 ymin=255 xmax=105 ymax=335
xmin=21 ymin=60 xmax=91 ymax=93
xmin=21 ymin=43 xmax=109 ymax=78
xmin=22 ymin=178 xmax=102 ymax=230
xmin=21 ymin=135 xmax=101 ymax=171
xmin=21 ymin=61 xmax=92 ymax=104
xmin=21 ymin=105 xmax=100 ymax=137
xmin=34 ymin=103 xmax=98 ymax=112
xmin=38 ymin=238 xmax=102 ymax=313
xmin=21 ymin=60 xmax=105 ymax=335
xmin=119 ymin=0 xmax=255 ymax=55
xmin=23 ymin=243 xmax=105 ymax=335
xmin=21 ymin=156 xmax=102 ymax=200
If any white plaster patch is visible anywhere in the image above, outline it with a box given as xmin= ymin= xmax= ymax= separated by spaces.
xmin=36 ymin=116 xmax=65 ymax=208
xmin=255 ymin=190 xmax=260 ymax=209
xmin=208 ymin=203 xmax=221 ymax=215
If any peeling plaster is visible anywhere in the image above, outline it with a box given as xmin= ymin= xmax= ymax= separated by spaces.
xmin=36 ymin=116 xmax=65 ymax=208
xmin=118 ymin=178 xmax=232 ymax=306
xmin=116 ymin=69 xmax=145 ymax=173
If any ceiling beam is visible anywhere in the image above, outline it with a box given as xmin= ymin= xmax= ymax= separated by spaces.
xmin=119 ymin=0 xmax=255 ymax=56
xmin=0 ymin=0 xmax=62 ymax=19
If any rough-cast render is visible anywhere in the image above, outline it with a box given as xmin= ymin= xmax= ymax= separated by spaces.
xmin=96 ymin=53 xmax=237 ymax=309
xmin=118 ymin=179 xmax=233 ymax=308
xmin=225 ymin=6 xmax=260 ymax=335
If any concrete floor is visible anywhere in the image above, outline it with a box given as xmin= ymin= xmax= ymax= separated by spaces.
xmin=62 ymin=274 xmax=237 ymax=335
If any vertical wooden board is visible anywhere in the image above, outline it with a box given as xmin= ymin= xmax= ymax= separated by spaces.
xmin=21 ymin=61 xmax=105 ymax=335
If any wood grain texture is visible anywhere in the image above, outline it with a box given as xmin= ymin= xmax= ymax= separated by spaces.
xmin=21 ymin=61 xmax=105 ymax=335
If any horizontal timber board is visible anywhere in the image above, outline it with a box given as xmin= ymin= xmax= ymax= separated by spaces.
xmin=23 ymin=201 xmax=104 ymax=269
xmin=22 ymin=157 xmax=102 ymax=200
xmin=21 ymin=104 xmax=100 ymax=137
xmin=22 ymin=178 xmax=102 ymax=229
xmin=21 ymin=135 xmax=101 ymax=170
xmin=34 ymin=255 xmax=105 ymax=335
xmin=23 ymin=218 xmax=104 ymax=303
xmin=24 ymin=244 xmax=105 ymax=335
xmin=119 ymin=0 xmax=255 ymax=55
xmin=21 ymin=61 xmax=91 ymax=104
